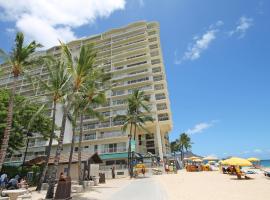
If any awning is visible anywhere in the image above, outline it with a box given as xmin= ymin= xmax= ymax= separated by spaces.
xmin=25 ymin=152 xmax=103 ymax=166
xmin=100 ymin=152 xmax=128 ymax=160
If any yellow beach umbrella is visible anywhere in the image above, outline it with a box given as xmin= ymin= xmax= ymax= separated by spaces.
xmin=222 ymin=157 xmax=252 ymax=166
xmin=247 ymin=157 xmax=260 ymax=162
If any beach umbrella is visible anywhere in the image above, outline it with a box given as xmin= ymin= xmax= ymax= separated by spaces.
xmin=193 ymin=158 xmax=203 ymax=162
xmin=247 ymin=157 xmax=260 ymax=162
xmin=188 ymin=156 xmax=200 ymax=160
xmin=208 ymin=161 xmax=216 ymax=164
xmin=222 ymin=157 xmax=252 ymax=166
xmin=203 ymin=156 xmax=219 ymax=161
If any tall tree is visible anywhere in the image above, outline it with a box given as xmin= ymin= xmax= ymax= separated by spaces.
xmin=0 ymin=32 xmax=42 ymax=171
xmin=0 ymin=89 xmax=52 ymax=154
xmin=179 ymin=133 xmax=192 ymax=160
xmin=35 ymin=59 xmax=71 ymax=191
xmin=46 ymin=43 xmax=97 ymax=199
xmin=76 ymin=70 xmax=109 ymax=184
xmin=115 ymin=90 xmax=153 ymax=178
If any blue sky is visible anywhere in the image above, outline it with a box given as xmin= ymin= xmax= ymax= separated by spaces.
xmin=0 ymin=0 xmax=269 ymax=159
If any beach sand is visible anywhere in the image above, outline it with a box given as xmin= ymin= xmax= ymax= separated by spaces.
xmin=155 ymin=170 xmax=270 ymax=200
xmin=31 ymin=170 xmax=270 ymax=200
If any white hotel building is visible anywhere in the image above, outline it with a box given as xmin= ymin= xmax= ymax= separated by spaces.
xmin=0 ymin=21 xmax=173 ymax=171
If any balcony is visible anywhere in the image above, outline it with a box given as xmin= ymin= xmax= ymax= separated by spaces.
xmin=98 ymin=131 xmax=125 ymax=139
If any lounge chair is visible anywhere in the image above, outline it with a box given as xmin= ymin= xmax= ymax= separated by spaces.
xmin=264 ymin=171 xmax=270 ymax=177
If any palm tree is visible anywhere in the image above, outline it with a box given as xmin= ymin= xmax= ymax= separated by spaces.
xmin=115 ymin=90 xmax=153 ymax=178
xmin=46 ymin=42 xmax=97 ymax=199
xmin=35 ymin=59 xmax=71 ymax=191
xmin=0 ymin=32 xmax=42 ymax=171
xmin=179 ymin=133 xmax=192 ymax=160
xmin=170 ymin=139 xmax=180 ymax=158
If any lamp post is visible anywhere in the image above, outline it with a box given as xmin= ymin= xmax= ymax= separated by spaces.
xmin=22 ymin=129 xmax=33 ymax=171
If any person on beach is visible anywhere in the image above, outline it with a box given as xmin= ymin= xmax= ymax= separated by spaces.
xmin=165 ymin=163 xmax=169 ymax=173
xmin=111 ymin=165 xmax=115 ymax=179
xmin=59 ymin=172 xmax=66 ymax=181
xmin=0 ymin=173 xmax=8 ymax=188
xmin=19 ymin=177 xmax=28 ymax=189
xmin=7 ymin=175 xmax=20 ymax=189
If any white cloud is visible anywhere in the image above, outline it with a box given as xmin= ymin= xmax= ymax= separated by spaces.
xmin=175 ymin=21 xmax=222 ymax=64
xmin=186 ymin=120 xmax=217 ymax=135
xmin=229 ymin=16 xmax=253 ymax=38
xmin=0 ymin=0 xmax=126 ymax=48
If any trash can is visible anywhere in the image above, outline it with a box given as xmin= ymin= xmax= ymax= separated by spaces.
xmin=99 ymin=173 xmax=106 ymax=183
xmin=92 ymin=176 xmax=99 ymax=186
xmin=55 ymin=176 xmax=71 ymax=200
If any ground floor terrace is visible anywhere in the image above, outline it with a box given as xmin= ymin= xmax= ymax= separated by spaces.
xmin=31 ymin=169 xmax=270 ymax=200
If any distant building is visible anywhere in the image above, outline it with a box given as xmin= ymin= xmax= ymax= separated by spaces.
xmin=0 ymin=21 xmax=172 ymax=171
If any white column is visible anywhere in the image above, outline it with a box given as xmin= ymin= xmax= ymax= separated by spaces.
xmin=155 ymin=123 xmax=164 ymax=162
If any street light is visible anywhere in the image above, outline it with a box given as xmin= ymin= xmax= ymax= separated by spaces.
xmin=21 ymin=129 xmax=33 ymax=171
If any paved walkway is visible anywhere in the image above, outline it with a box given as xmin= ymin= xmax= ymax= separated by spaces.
xmin=107 ymin=176 xmax=168 ymax=200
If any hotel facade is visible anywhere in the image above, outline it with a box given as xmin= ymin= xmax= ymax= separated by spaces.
xmin=0 ymin=21 xmax=172 ymax=171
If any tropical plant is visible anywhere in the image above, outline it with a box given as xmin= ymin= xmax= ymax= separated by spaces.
xmin=170 ymin=139 xmax=180 ymax=158
xmin=0 ymin=89 xmax=52 ymax=154
xmin=46 ymin=42 xmax=98 ymax=199
xmin=179 ymin=133 xmax=192 ymax=160
xmin=34 ymin=58 xmax=71 ymax=191
xmin=115 ymin=90 xmax=153 ymax=178
xmin=0 ymin=32 xmax=42 ymax=171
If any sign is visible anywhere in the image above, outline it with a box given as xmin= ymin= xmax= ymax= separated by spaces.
xmin=131 ymin=140 xmax=136 ymax=152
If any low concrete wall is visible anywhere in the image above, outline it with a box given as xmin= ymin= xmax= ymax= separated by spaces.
xmin=99 ymin=169 xmax=129 ymax=179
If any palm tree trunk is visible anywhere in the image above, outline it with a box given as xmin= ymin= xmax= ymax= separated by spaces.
xmin=46 ymin=103 xmax=68 ymax=199
xmin=130 ymin=124 xmax=137 ymax=178
xmin=36 ymin=100 xmax=57 ymax=191
xmin=127 ymin=123 xmax=133 ymax=178
xmin=78 ymin=114 xmax=84 ymax=185
xmin=0 ymin=76 xmax=18 ymax=171
xmin=67 ymin=117 xmax=76 ymax=177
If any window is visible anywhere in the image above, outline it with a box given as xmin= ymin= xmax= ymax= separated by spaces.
xmin=155 ymin=93 xmax=166 ymax=100
xmin=112 ymin=90 xmax=125 ymax=96
xmin=149 ymin=44 xmax=158 ymax=50
xmin=152 ymin=67 xmax=161 ymax=73
xmin=128 ymin=68 xmax=148 ymax=76
xmin=158 ymin=113 xmax=169 ymax=121
xmin=150 ymin=51 xmax=159 ymax=57
xmin=153 ymin=75 xmax=163 ymax=82
xmin=154 ymin=84 xmax=164 ymax=90
xmin=84 ymin=133 xmax=96 ymax=140
xmin=151 ymin=59 xmax=161 ymax=65
xmin=74 ymin=147 xmax=78 ymax=152
xmin=157 ymin=103 xmax=167 ymax=111
xmin=148 ymin=37 xmax=157 ymax=42
xmin=127 ymin=61 xmax=147 ymax=68
xmin=127 ymin=77 xmax=149 ymax=85
xmin=84 ymin=146 xmax=89 ymax=149
xmin=146 ymin=134 xmax=154 ymax=140
xmin=127 ymin=53 xmax=146 ymax=60
xmin=148 ymin=30 xmax=156 ymax=36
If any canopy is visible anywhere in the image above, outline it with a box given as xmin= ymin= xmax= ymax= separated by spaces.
xmin=193 ymin=158 xmax=203 ymax=162
xmin=222 ymin=157 xmax=252 ymax=166
xmin=187 ymin=156 xmax=200 ymax=160
xmin=247 ymin=157 xmax=260 ymax=162
xmin=203 ymin=156 xmax=219 ymax=161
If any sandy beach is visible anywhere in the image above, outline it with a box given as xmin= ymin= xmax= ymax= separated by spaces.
xmin=31 ymin=169 xmax=270 ymax=200
xmin=156 ymin=170 xmax=270 ymax=200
